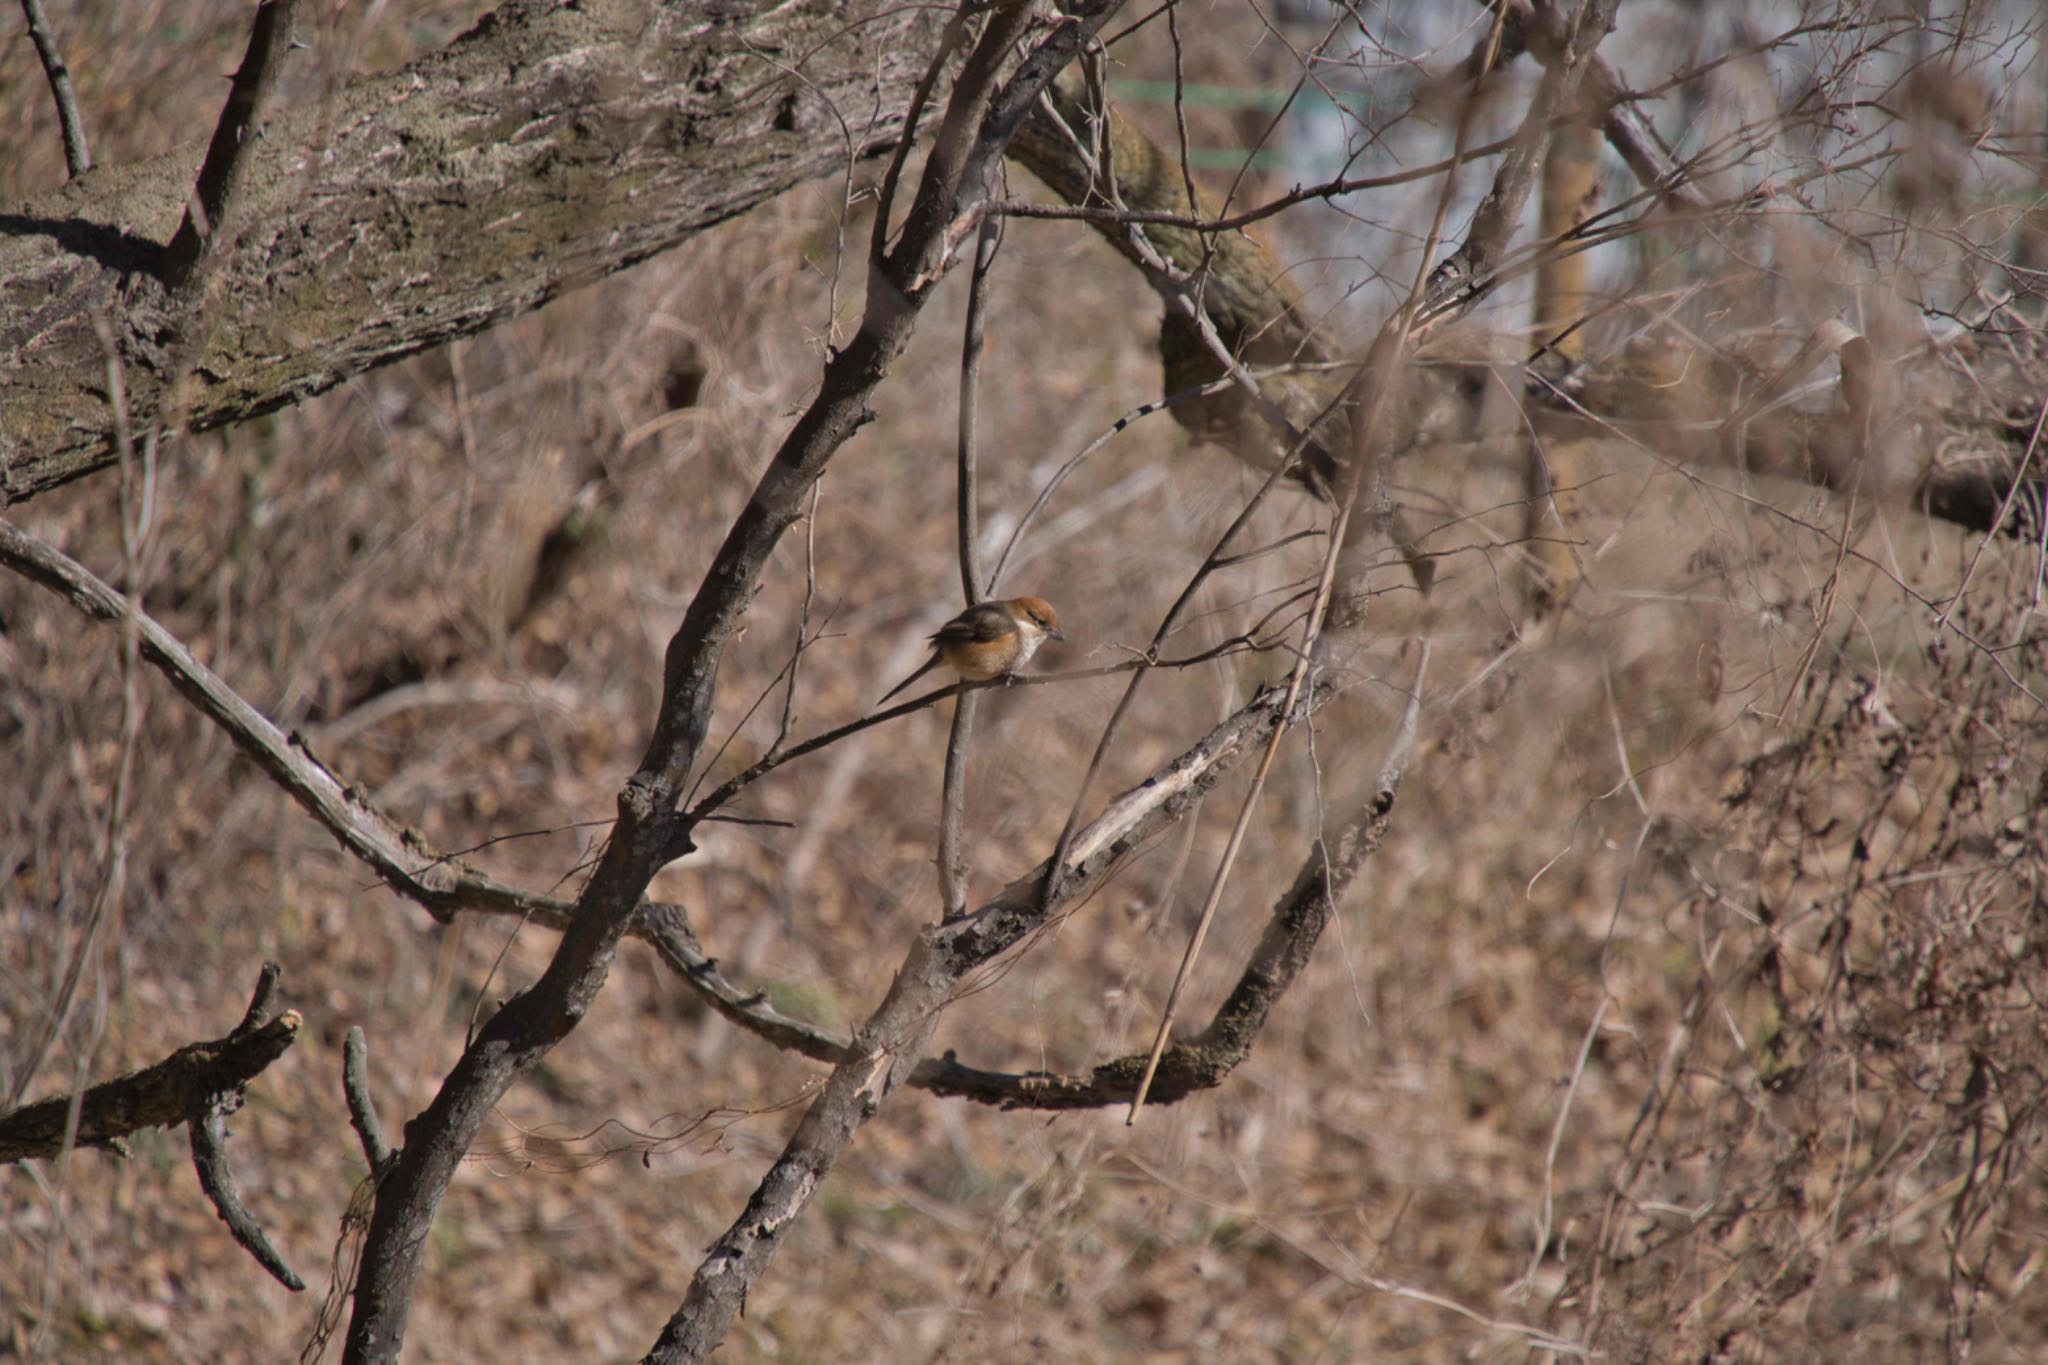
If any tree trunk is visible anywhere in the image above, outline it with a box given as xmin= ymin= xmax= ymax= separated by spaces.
xmin=0 ymin=0 xmax=942 ymax=504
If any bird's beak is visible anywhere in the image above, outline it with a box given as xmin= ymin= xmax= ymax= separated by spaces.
xmin=1049 ymin=626 xmax=1066 ymax=642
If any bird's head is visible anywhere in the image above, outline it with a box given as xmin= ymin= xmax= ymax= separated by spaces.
xmin=1008 ymin=596 xmax=1064 ymax=642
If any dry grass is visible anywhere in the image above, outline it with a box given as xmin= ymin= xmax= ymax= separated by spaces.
xmin=5 ymin=3 xmax=2046 ymax=1362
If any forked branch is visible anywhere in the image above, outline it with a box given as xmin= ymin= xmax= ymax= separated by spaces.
xmin=0 ymin=964 xmax=305 ymax=1289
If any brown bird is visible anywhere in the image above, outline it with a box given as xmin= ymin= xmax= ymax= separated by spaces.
xmin=878 ymin=596 xmax=1064 ymax=705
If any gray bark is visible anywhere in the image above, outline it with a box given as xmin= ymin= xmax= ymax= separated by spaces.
xmin=0 ymin=0 xmax=944 ymax=504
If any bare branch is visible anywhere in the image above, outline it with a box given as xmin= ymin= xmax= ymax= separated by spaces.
xmin=188 ymin=964 xmax=305 ymax=1290
xmin=189 ymin=1090 xmax=306 ymax=1293
xmin=916 ymin=642 xmax=1427 ymax=1110
xmin=938 ymin=692 xmax=980 ymax=921
xmin=0 ymin=966 xmax=301 ymax=1166
xmin=17 ymin=0 xmax=92 ymax=178
xmin=0 ymin=518 xmax=529 ymax=922
xmin=342 ymin=1028 xmax=393 ymax=1175
xmin=161 ymin=0 xmax=304 ymax=289
xmin=338 ymin=4 xmax=1124 ymax=1358
xmin=643 ymin=667 xmax=1335 ymax=1363
xmin=957 ymin=215 xmax=1000 ymax=603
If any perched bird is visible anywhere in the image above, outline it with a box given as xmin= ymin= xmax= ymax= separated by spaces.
xmin=878 ymin=595 xmax=1064 ymax=705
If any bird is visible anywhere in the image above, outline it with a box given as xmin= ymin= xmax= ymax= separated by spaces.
xmin=878 ymin=595 xmax=1064 ymax=705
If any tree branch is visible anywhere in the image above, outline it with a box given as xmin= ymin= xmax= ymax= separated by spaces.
xmin=340 ymin=4 xmax=1121 ymax=1359
xmin=0 ymin=0 xmax=949 ymax=505
xmin=160 ymin=0 xmax=303 ymax=288
xmin=342 ymin=1027 xmax=393 ymax=1174
xmin=17 ymin=0 xmax=91 ymax=178
xmin=3 ymin=961 xmax=305 ymax=1293
xmin=915 ymin=641 xmax=1426 ymax=1109
xmin=189 ymin=1092 xmax=306 ymax=1292
xmin=0 ymin=964 xmax=300 ymax=1163
xmin=0 ymin=517 xmax=535 ymax=921
xmin=643 ymin=660 xmax=1332 ymax=1362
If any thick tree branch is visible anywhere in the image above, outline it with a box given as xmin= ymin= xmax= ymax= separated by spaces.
xmin=0 ymin=0 xmax=948 ymax=505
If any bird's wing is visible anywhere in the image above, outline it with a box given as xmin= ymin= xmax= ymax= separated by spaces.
xmin=930 ymin=601 xmax=1014 ymax=647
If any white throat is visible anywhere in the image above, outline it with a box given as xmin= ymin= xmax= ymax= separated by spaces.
xmin=1011 ymin=623 xmax=1048 ymax=667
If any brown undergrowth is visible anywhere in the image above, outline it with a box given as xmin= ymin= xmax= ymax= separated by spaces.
xmin=4 ymin=3 xmax=2045 ymax=1361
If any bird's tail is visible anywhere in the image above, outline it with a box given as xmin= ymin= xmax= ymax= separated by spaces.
xmin=877 ymin=654 xmax=940 ymax=706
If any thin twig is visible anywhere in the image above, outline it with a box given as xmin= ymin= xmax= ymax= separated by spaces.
xmin=18 ymin=0 xmax=92 ymax=177
xmin=986 ymin=372 xmax=1238 ymax=591
xmin=938 ymin=211 xmax=1005 ymax=918
xmin=957 ymin=213 xmax=1000 ymax=601
xmin=769 ymin=484 xmax=825 ymax=759
xmin=1128 ymin=0 xmax=1622 ymax=1124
